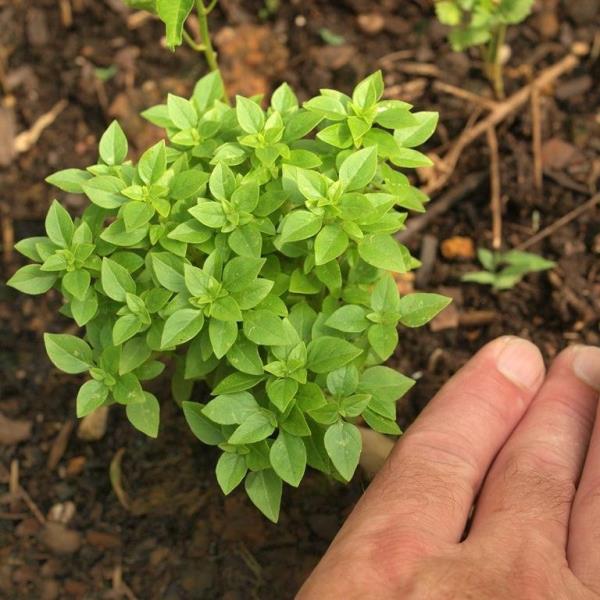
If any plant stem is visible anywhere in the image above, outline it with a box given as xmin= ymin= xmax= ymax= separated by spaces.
xmin=195 ymin=0 xmax=230 ymax=105
xmin=485 ymin=23 xmax=507 ymax=99
xmin=182 ymin=29 xmax=205 ymax=52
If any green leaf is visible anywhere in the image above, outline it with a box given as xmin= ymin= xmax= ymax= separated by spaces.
xmin=368 ymin=323 xmax=398 ymax=360
xmin=391 ymin=147 xmax=433 ymax=168
xmin=398 ymin=293 xmax=451 ymax=327
xmin=303 ymin=96 xmax=347 ymax=121
xmin=229 ymin=223 xmax=262 ymax=258
xmin=76 ymin=380 xmax=109 ymax=418
xmin=359 ymin=234 xmax=413 ymax=272
xmin=306 ymin=337 xmax=362 ymax=373
xmin=46 ymin=168 xmax=92 ymax=193
xmin=63 ymin=269 xmax=91 ymax=301
xmin=394 ymin=111 xmax=438 ymax=148
xmin=83 ymin=176 xmax=126 ymax=209
xmin=193 ymin=71 xmax=225 ymax=112
xmin=126 ymin=391 xmax=160 ymax=438
xmin=212 ymin=372 xmax=263 ymax=394
xmin=243 ymin=310 xmax=290 ymax=346
xmin=216 ymin=452 xmax=247 ymax=494
xmin=161 ymin=308 xmax=204 ymax=348
xmin=222 ymin=256 xmax=264 ymax=292
xmin=202 ymin=392 xmax=259 ymax=425
xmin=119 ymin=337 xmax=152 ymax=374
xmin=314 ymin=224 xmax=348 ymax=266
xmin=228 ymin=411 xmax=275 ymax=444
xmin=45 ymin=200 xmax=74 ymax=248
xmin=339 ymin=147 xmax=377 ymax=192
xmin=209 ymin=162 xmax=236 ymax=202
xmin=236 ymin=96 xmax=265 ymax=134
xmin=182 ymin=401 xmax=224 ymax=445
xmin=270 ymin=430 xmax=306 ymax=487
xmin=99 ymin=121 xmax=128 ymax=165
xmin=374 ymin=107 xmax=417 ymax=130
xmin=114 ymin=309 xmax=145 ymax=344
xmin=372 ymin=273 xmax=400 ymax=313
xmin=156 ymin=0 xmax=194 ymax=49
xmin=245 ymin=469 xmax=282 ymax=523
xmin=113 ymin=372 xmax=145 ymax=405
xmin=324 ymin=420 xmax=361 ymax=481
xmin=167 ymin=93 xmax=198 ymax=129
xmin=101 ymin=257 xmax=136 ymax=301
xmin=122 ymin=202 xmax=155 ymax=232
xmin=327 ymin=365 xmax=359 ymax=397
xmin=151 ymin=253 xmax=186 ymax=293
xmin=71 ymin=288 xmax=99 ymax=326
xmin=226 ymin=338 xmax=263 ymax=375
xmin=358 ymin=366 xmax=414 ymax=403
xmin=326 ymin=305 xmax=369 ymax=333
xmin=271 ymin=82 xmax=298 ymax=113
xmin=266 ymin=377 xmax=298 ymax=412
xmin=138 ymin=140 xmax=167 ymax=184
xmin=209 ymin=318 xmax=238 ymax=358
xmin=44 ymin=333 xmax=93 ymax=374
xmin=7 ymin=265 xmax=57 ymax=295
xmin=352 ymin=71 xmax=383 ymax=109
xmin=279 ymin=210 xmax=322 ymax=244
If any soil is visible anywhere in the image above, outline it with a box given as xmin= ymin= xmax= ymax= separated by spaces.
xmin=0 ymin=0 xmax=599 ymax=598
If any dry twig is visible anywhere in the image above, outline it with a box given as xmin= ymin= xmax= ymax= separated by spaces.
xmin=486 ymin=126 xmax=502 ymax=249
xmin=433 ymin=80 xmax=498 ymax=111
xmin=516 ymin=194 xmax=600 ymax=251
xmin=13 ymin=99 xmax=68 ymax=155
xmin=531 ymin=86 xmax=543 ymax=193
xmin=424 ymin=52 xmax=581 ymax=196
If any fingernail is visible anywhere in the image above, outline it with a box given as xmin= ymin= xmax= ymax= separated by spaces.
xmin=496 ymin=336 xmax=544 ymax=390
xmin=573 ymin=346 xmax=600 ymax=391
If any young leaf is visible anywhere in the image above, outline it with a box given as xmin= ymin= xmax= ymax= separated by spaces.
xmin=398 ymin=293 xmax=451 ymax=328
xmin=161 ymin=308 xmax=204 ymax=348
xmin=216 ymin=452 xmax=247 ymax=494
xmin=99 ymin=121 xmax=128 ymax=165
xmin=46 ymin=169 xmax=92 ymax=193
xmin=245 ymin=469 xmax=282 ymax=523
xmin=45 ymin=200 xmax=74 ymax=248
xmin=228 ymin=411 xmax=275 ymax=444
xmin=324 ymin=420 xmax=362 ymax=481
xmin=202 ymin=392 xmax=259 ymax=425
xmin=126 ymin=391 xmax=160 ymax=438
xmin=76 ymin=380 xmax=109 ymax=418
xmin=101 ymin=257 xmax=136 ymax=302
xmin=326 ymin=305 xmax=367 ymax=333
xmin=306 ymin=337 xmax=362 ymax=373
xmin=358 ymin=366 xmax=414 ymax=403
xmin=209 ymin=318 xmax=238 ymax=358
xmin=358 ymin=234 xmax=412 ymax=273
xmin=7 ymin=265 xmax=57 ymax=295
xmin=243 ymin=310 xmax=290 ymax=346
xmin=167 ymin=93 xmax=198 ymax=129
xmin=236 ymin=96 xmax=265 ymax=134
xmin=156 ymin=0 xmax=194 ymax=49
xmin=182 ymin=401 xmax=224 ymax=445
xmin=269 ymin=430 xmax=307 ymax=487
xmin=339 ymin=147 xmax=377 ymax=192
xmin=314 ymin=225 xmax=348 ymax=266
xmin=44 ymin=333 xmax=93 ymax=374
xmin=279 ymin=210 xmax=322 ymax=244
xmin=394 ymin=112 xmax=439 ymax=148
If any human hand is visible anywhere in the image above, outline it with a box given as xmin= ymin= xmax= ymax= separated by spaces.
xmin=298 ymin=337 xmax=600 ymax=599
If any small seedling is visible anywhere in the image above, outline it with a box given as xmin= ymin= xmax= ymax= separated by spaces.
xmin=462 ymin=247 xmax=555 ymax=290
xmin=435 ymin=0 xmax=534 ymax=98
xmin=8 ymin=3 xmax=448 ymax=522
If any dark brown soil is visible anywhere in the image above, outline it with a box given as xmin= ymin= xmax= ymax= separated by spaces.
xmin=0 ymin=0 xmax=598 ymax=598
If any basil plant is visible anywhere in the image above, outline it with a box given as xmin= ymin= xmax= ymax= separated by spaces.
xmin=8 ymin=70 xmax=449 ymax=521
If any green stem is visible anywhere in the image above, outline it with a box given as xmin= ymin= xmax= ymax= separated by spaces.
xmin=485 ymin=23 xmax=507 ymax=99
xmin=195 ymin=0 xmax=230 ymax=105
xmin=182 ymin=29 xmax=206 ymax=52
